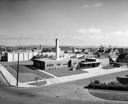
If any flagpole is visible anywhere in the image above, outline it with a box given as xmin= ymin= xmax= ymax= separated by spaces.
xmin=16 ymin=53 xmax=19 ymax=86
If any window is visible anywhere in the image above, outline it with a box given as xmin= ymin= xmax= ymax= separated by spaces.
xmin=47 ymin=64 xmax=53 ymax=67
xmin=47 ymin=64 xmax=50 ymax=67
xmin=73 ymin=62 xmax=77 ymax=65
xmin=63 ymin=63 xmax=68 ymax=65
xmin=57 ymin=63 xmax=60 ymax=66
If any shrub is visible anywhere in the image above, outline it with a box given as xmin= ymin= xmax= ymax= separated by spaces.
xmin=93 ymin=80 xmax=100 ymax=84
xmin=86 ymin=81 xmax=128 ymax=91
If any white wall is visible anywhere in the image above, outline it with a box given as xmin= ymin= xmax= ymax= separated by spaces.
xmin=33 ymin=52 xmax=38 ymax=56
xmin=28 ymin=52 xmax=33 ymax=60
xmin=24 ymin=53 xmax=29 ymax=60
xmin=96 ymin=58 xmax=109 ymax=66
xmin=7 ymin=51 xmax=38 ymax=62
xmin=19 ymin=53 xmax=24 ymax=61
xmin=7 ymin=53 xmax=13 ymax=62
xmin=13 ymin=53 xmax=18 ymax=61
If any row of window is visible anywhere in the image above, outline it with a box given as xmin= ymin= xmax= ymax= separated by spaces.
xmin=63 ymin=63 xmax=68 ymax=65
xmin=73 ymin=62 xmax=77 ymax=65
xmin=46 ymin=63 xmax=68 ymax=67
xmin=46 ymin=66 xmax=68 ymax=70
xmin=57 ymin=64 xmax=60 ymax=66
xmin=47 ymin=64 xmax=54 ymax=67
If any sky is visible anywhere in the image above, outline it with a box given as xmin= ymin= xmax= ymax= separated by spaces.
xmin=0 ymin=0 xmax=128 ymax=47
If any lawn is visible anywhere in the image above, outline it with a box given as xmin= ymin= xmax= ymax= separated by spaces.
xmin=9 ymin=65 xmax=53 ymax=79
xmin=45 ymin=68 xmax=87 ymax=77
xmin=19 ymin=73 xmax=42 ymax=82
xmin=101 ymin=65 xmax=116 ymax=69
xmin=88 ymin=89 xmax=128 ymax=101
xmin=0 ymin=61 xmax=33 ymax=66
xmin=5 ymin=66 xmax=42 ymax=82
xmin=28 ymin=80 xmax=47 ymax=86
xmin=4 ymin=65 xmax=53 ymax=82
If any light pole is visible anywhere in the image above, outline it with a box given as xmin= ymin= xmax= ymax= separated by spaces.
xmin=16 ymin=53 xmax=19 ymax=86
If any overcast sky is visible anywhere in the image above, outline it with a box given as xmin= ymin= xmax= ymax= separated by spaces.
xmin=0 ymin=0 xmax=128 ymax=47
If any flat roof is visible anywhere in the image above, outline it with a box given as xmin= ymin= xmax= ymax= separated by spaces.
xmin=80 ymin=61 xmax=100 ymax=64
xmin=34 ymin=58 xmax=70 ymax=62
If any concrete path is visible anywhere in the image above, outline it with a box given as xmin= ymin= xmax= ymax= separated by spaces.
xmin=0 ymin=64 xmax=17 ymax=86
xmin=44 ymin=66 xmax=128 ymax=86
xmin=38 ymin=70 xmax=57 ymax=78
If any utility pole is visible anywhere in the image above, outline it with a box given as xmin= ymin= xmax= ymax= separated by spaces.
xmin=16 ymin=53 xmax=19 ymax=86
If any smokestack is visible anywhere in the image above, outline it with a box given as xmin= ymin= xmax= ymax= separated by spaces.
xmin=40 ymin=45 xmax=43 ymax=50
xmin=56 ymin=38 xmax=59 ymax=60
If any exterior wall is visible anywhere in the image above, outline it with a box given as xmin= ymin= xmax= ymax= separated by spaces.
xmin=7 ymin=52 xmax=38 ymax=62
xmin=39 ymin=53 xmax=95 ymax=60
xmin=33 ymin=52 xmax=38 ymax=56
xmin=13 ymin=53 xmax=18 ymax=61
xmin=33 ymin=60 xmax=45 ymax=70
xmin=45 ymin=60 xmax=69 ymax=70
xmin=19 ymin=53 xmax=24 ymax=61
xmin=79 ymin=62 xmax=100 ymax=68
xmin=70 ymin=59 xmax=81 ymax=68
xmin=86 ymin=55 xmax=95 ymax=59
xmin=28 ymin=52 xmax=33 ymax=60
xmin=96 ymin=58 xmax=109 ymax=66
xmin=33 ymin=59 xmax=82 ymax=70
xmin=7 ymin=53 xmax=13 ymax=62
xmin=24 ymin=53 xmax=29 ymax=60
xmin=34 ymin=59 xmax=70 ymax=70
xmin=43 ymin=52 xmax=55 ymax=56
xmin=33 ymin=58 xmax=103 ymax=70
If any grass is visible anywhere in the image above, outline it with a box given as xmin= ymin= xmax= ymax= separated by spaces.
xmin=0 ymin=86 xmax=86 ymax=104
xmin=0 ymin=61 xmax=33 ymax=66
xmin=5 ymin=66 xmax=17 ymax=78
xmin=10 ymin=65 xmax=35 ymax=73
xmin=2 ymin=70 xmax=128 ymax=104
xmin=9 ymin=65 xmax=53 ymax=79
xmin=88 ymin=89 xmax=128 ymax=101
xmin=102 ymin=65 xmax=116 ymax=69
xmin=29 ymin=81 xmax=47 ymax=86
xmin=5 ymin=66 xmax=42 ymax=82
xmin=4 ymin=65 xmax=53 ymax=82
xmin=45 ymin=68 xmax=87 ymax=77
xmin=19 ymin=73 xmax=42 ymax=82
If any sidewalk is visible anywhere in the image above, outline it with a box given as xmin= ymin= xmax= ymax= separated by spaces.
xmin=44 ymin=66 xmax=128 ymax=86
